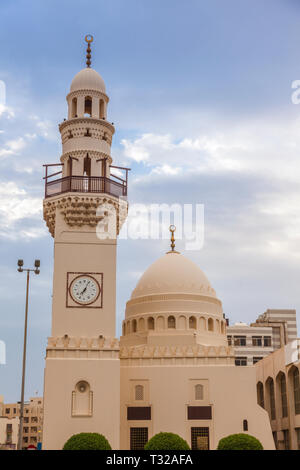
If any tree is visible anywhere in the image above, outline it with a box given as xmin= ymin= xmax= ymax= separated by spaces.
xmin=63 ymin=432 xmax=112 ymax=450
xmin=217 ymin=433 xmax=263 ymax=450
xmin=144 ymin=432 xmax=190 ymax=450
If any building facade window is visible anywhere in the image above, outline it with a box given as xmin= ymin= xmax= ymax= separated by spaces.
xmin=283 ymin=430 xmax=289 ymax=450
xmin=195 ymin=384 xmax=204 ymax=401
xmin=135 ymin=385 xmax=144 ymax=401
xmin=130 ymin=428 xmax=148 ymax=451
xmin=293 ymin=368 xmax=300 ymax=415
xmin=168 ymin=316 xmax=176 ymax=329
xmin=191 ymin=427 xmax=209 ymax=450
xmin=257 ymin=382 xmax=264 ymax=408
xmin=295 ymin=428 xmax=300 ymax=450
xmin=264 ymin=336 xmax=272 ymax=347
xmin=280 ymin=374 xmax=288 ymax=418
xmin=234 ymin=336 xmax=246 ymax=346
xmin=227 ymin=336 xmax=232 ymax=346
xmin=147 ymin=317 xmax=154 ymax=330
xmin=252 ymin=336 xmax=262 ymax=347
xmin=272 ymin=432 xmax=278 ymax=450
xmin=253 ymin=357 xmax=263 ymax=364
xmin=235 ymin=357 xmax=247 ymax=366
xmin=268 ymin=378 xmax=276 ymax=420
xmin=84 ymin=96 xmax=92 ymax=116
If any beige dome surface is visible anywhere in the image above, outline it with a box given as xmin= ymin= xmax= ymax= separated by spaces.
xmin=131 ymin=252 xmax=216 ymax=299
xmin=70 ymin=68 xmax=106 ymax=93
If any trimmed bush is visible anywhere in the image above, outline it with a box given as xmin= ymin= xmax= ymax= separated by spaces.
xmin=144 ymin=432 xmax=190 ymax=450
xmin=63 ymin=432 xmax=112 ymax=450
xmin=217 ymin=433 xmax=263 ymax=450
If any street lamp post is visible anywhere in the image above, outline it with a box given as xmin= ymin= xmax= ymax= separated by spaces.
xmin=17 ymin=259 xmax=40 ymax=451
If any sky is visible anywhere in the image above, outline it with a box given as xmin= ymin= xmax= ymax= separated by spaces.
xmin=1 ymin=0 xmax=300 ymax=402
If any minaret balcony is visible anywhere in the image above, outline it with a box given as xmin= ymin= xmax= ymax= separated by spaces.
xmin=44 ymin=174 xmax=127 ymax=198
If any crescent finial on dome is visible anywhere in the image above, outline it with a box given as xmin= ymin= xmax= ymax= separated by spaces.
xmin=85 ymin=34 xmax=93 ymax=68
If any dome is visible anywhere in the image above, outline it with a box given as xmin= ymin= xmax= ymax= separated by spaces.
xmin=70 ymin=68 xmax=106 ymax=93
xmin=131 ymin=252 xmax=216 ymax=299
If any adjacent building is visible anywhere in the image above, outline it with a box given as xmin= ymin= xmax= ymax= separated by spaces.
xmin=0 ymin=396 xmax=19 ymax=450
xmin=255 ymin=340 xmax=300 ymax=450
xmin=0 ymin=397 xmax=43 ymax=449
xmin=227 ymin=309 xmax=297 ymax=367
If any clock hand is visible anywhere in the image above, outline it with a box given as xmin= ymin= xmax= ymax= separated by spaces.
xmin=80 ymin=281 xmax=90 ymax=295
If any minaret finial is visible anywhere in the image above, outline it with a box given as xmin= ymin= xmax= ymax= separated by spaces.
xmin=167 ymin=225 xmax=179 ymax=254
xmin=85 ymin=34 xmax=94 ymax=68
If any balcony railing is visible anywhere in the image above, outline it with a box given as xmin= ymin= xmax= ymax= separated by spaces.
xmin=45 ymin=175 xmax=127 ymax=199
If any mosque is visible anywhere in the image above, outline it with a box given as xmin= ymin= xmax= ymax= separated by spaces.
xmin=42 ymin=37 xmax=274 ymax=450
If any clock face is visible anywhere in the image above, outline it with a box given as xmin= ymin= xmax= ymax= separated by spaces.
xmin=70 ymin=276 xmax=100 ymax=305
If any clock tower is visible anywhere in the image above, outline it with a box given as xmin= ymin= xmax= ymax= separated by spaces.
xmin=42 ymin=36 xmax=128 ymax=450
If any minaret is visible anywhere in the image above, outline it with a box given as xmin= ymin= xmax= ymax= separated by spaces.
xmin=42 ymin=36 xmax=127 ymax=450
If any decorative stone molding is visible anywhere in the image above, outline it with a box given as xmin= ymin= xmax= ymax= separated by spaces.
xmin=47 ymin=335 xmax=119 ymax=349
xmin=43 ymin=193 xmax=128 ymax=237
xmin=120 ymin=344 xmax=233 ymax=359
xmin=59 ymin=118 xmax=114 ymax=146
xmin=66 ymin=89 xmax=109 ymax=104
xmin=131 ymin=283 xmax=216 ymax=299
xmin=59 ymin=117 xmax=114 ymax=134
xmin=46 ymin=335 xmax=120 ymax=359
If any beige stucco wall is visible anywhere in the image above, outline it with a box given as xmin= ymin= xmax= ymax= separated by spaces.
xmin=120 ymin=363 xmax=275 ymax=450
xmin=43 ymin=357 xmax=120 ymax=450
xmin=50 ymin=210 xmax=117 ymax=338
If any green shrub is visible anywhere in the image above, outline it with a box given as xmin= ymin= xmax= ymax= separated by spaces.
xmin=144 ymin=432 xmax=190 ymax=450
xmin=217 ymin=433 xmax=263 ymax=450
xmin=63 ymin=432 xmax=112 ymax=450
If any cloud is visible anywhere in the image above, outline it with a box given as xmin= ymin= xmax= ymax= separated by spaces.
xmin=120 ymin=113 xmax=300 ymax=183
xmin=0 ymin=137 xmax=26 ymax=157
xmin=0 ymin=104 xmax=15 ymax=119
xmin=0 ymin=182 xmax=45 ymax=240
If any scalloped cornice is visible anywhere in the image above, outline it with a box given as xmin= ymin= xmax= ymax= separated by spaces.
xmin=43 ymin=193 xmax=128 ymax=237
xmin=59 ymin=117 xmax=115 ymax=134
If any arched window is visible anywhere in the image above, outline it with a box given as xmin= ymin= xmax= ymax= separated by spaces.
xmin=243 ymin=419 xmax=248 ymax=432
xmin=132 ymin=319 xmax=137 ymax=333
xmin=293 ymin=368 xmax=300 ymax=415
xmin=84 ymin=96 xmax=92 ymax=116
xmin=267 ymin=378 xmax=276 ymax=420
xmin=208 ymin=318 xmax=214 ymax=332
xmin=279 ymin=373 xmax=288 ymax=418
xmin=71 ymin=97 xmax=77 ymax=118
xmin=135 ymin=385 xmax=144 ymax=401
xmin=138 ymin=318 xmax=145 ymax=331
xmin=257 ymin=382 xmax=264 ymax=408
xmin=72 ymin=381 xmax=93 ymax=417
xmin=122 ymin=323 xmax=126 ymax=336
xmin=189 ymin=316 xmax=196 ymax=329
xmin=147 ymin=317 xmax=154 ymax=330
xmin=195 ymin=384 xmax=203 ymax=401
xmin=199 ymin=317 xmax=206 ymax=330
xmin=168 ymin=316 xmax=176 ymax=329
xmin=83 ymin=154 xmax=91 ymax=177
